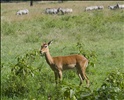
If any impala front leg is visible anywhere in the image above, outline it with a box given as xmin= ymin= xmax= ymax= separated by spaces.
xmin=58 ymin=70 xmax=62 ymax=83
xmin=54 ymin=72 xmax=58 ymax=84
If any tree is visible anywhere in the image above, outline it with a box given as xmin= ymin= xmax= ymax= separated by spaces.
xmin=30 ymin=0 xmax=33 ymax=6
xmin=58 ymin=0 xmax=63 ymax=3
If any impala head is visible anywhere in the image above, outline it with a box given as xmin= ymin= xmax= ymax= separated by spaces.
xmin=40 ymin=40 xmax=53 ymax=54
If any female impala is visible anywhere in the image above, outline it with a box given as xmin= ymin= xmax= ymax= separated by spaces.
xmin=40 ymin=41 xmax=89 ymax=87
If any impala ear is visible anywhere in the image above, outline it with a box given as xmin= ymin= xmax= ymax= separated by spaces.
xmin=48 ymin=40 xmax=53 ymax=46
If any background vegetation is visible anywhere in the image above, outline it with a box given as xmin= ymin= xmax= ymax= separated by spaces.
xmin=1 ymin=1 xmax=124 ymax=100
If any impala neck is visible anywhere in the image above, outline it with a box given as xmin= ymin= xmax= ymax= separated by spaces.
xmin=45 ymin=51 xmax=54 ymax=65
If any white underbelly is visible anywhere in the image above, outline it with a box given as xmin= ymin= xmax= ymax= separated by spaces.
xmin=63 ymin=64 xmax=76 ymax=70
xmin=68 ymin=64 xmax=76 ymax=68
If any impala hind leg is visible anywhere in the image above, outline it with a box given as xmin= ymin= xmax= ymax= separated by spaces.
xmin=77 ymin=70 xmax=84 ymax=86
xmin=82 ymin=66 xmax=89 ymax=87
xmin=79 ymin=60 xmax=89 ymax=87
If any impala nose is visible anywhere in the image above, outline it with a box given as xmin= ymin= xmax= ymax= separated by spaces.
xmin=40 ymin=50 xmax=42 ymax=54
xmin=40 ymin=51 xmax=43 ymax=56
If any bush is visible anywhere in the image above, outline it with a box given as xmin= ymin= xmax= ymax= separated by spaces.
xmin=1 ymin=49 xmax=41 ymax=98
xmin=97 ymin=70 xmax=124 ymax=100
xmin=51 ymin=70 xmax=124 ymax=100
xmin=2 ymin=48 xmax=124 ymax=100
xmin=76 ymin=42 xmax=97 ymax=68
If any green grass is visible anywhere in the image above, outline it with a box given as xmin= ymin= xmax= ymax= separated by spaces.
xmin=1 ymin=1 xmax=124 ymax=100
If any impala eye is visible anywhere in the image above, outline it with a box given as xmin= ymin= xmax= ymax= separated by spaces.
xmin=45 ymin=46 xmax=48 ymax=48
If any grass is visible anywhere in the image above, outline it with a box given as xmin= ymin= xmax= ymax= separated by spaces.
xmin=1 ymin=1 xmax=124 ymax=100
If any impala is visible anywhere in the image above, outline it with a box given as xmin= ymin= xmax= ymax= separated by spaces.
xmin=40 ymin=41 xmax=89 ymax=87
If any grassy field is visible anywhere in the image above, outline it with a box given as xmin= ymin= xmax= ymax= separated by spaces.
xmin=1 ymin=1 xmax=124 ymax=100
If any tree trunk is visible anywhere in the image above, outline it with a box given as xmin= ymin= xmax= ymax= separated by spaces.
xmin=30 ymin=0 xmax=33 ymax=6
xmin=58 ymin=0 xmax=63 ymax=3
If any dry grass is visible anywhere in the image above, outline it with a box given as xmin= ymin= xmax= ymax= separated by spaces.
xmin=1 ymin=1 xmax=124 ymax=22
